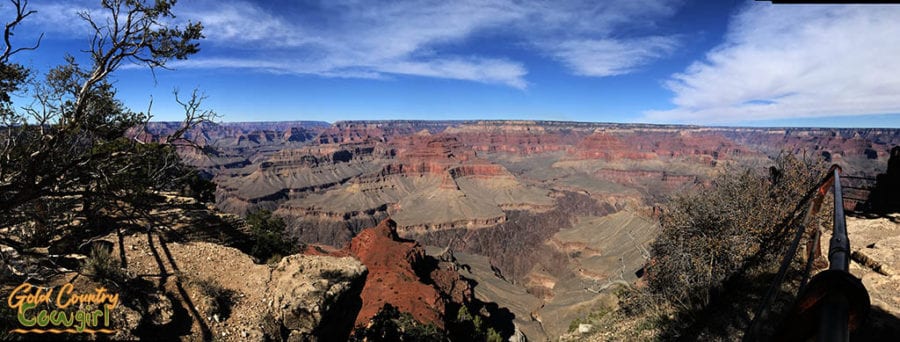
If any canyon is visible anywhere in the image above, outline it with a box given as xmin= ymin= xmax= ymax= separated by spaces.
xmin=140 ymin=120 xmax=899 ymax=340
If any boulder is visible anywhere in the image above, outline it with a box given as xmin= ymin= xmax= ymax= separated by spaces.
xmin=267 ymin=254 xmax=367 ymax=341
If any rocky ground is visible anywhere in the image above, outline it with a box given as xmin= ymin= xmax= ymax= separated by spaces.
xmin=848 ymin=212 xmax=900 ymax=338
xmin=304 ymin=218 xmax=514 ymax=338
xmin=24 ymin=194 xmax=368 ymax=341
xmin=104 ymin=234 xmax=365 ymax=341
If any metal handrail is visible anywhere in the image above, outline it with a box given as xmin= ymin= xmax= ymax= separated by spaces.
xmin=817 ymin=168 xmax=853 ymax=342
xmin=763 ymin=165 xmax=870 ymax=342
xmin=745 ymin=164 xmax=840 ymax=340
xmin=828 ymin=168 xmax=850 ymax=273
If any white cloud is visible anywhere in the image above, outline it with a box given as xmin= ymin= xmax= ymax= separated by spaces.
xmin=25 ymin=0 xmax=682 ymax=88
xmin=13 ymin=2 xmax=96 ymax=39
xmin=378 ymin=57 xmax=528 ymax=89
xmin=182 ymin=2 xmax=318 ymax=48
xmin=166 ymin=56 xmax=527 ymax=88
xmin=646 ymin=3 xmax=900 ymax=123
xmin=552 ymin=37 xmax=678 ymax=77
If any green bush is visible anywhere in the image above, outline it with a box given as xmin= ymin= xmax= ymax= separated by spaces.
xmin=246 ymin=210 xmax=298 ymax=262
xmin=453 ymin=305 xmax=503 ymax=342
xmin=351 ymin=304 xmax=446 ymax=341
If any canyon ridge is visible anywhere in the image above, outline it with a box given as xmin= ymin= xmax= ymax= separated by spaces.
xmin=132 ymin=120 xmax=898 ymax=340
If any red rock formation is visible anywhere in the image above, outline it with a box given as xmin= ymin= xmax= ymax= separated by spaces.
xmin=442 ymin=120 xmax=585 ymax=155
xmin=571 ymin=130 xmax=753 ymax=165
xmin=594 ymin=169 xmax=698 ymax=189
xmin=574 ymin=132 xmax=656 ymax=160
xmin=316 ymin=121 xmax=454 ymax=144
xmin=303 ymin=219 xmax=477 ymax=329
xmin=347 ymin=219 xmax=446 ymax=328
xmin=720 ymin=128 xmax=900 ymax=166
xmin=368 ymin=135 xmax=512 ymax=180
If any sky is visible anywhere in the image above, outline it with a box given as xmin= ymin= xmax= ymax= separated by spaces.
xmin=6 ymin=0 xmax=900 ymax=127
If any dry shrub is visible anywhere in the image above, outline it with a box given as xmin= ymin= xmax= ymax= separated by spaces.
xmin=188 ymin=277 xmax=235 ymax=320
xmin=647 ymin=152 xmax=826 ymax=309
xmin=83 ymin=245 xmax=125 ymax=286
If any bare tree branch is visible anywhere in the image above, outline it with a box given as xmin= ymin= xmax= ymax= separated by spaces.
xmin=1 ymin=0 xmax=42 ymax=63
xmin=167 ymin=88 xmax=218 ymax=148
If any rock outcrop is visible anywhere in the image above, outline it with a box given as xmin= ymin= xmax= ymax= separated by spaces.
xmin=347 ymin=219 xmax=450 ymax=327
xmin=268 ymin=255 xmax=367 ymax=341
xmin=846 ymin=213 xmax=900 ymax=339
xmin=74 ymin=226 xmax=368 ymax=341
xmin=297 ymin=217 xmax=521 ymax=340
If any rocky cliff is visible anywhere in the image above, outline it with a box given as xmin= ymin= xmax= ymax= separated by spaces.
xmin=303 ymin=218 xmax=514 ymax=338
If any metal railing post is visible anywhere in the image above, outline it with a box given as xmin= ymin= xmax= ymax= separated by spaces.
xmin=818 ymin=168 xmax=850 ymax=342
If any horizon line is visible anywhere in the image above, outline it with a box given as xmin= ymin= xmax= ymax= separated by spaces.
xmin=144 ymin=119 xmax=900 ymax=130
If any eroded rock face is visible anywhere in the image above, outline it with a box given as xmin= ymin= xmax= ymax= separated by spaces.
xmin=347 ymin=219 xmax=447 ymax=328
xmin=216 ymin=127 xmax=556 ymax=246
xmin=722 ymin=128 xmax=900 ymax=163
xmin=302 ymin=218 xmax=481 ymax=331
xmin=570 ymin=129 xmax=754 ymax=165
xmin=268 ymin=254 xmax=368 ymax=341
xmin=202 ymin=121 xmax=900 ymax=247
xmin=135 ymin=121 xmax=330 ymax=178
xmin=846 ymin=213 xmax=900 ymax=339
xmin=317 ymin=120 xmax=453 ymax=144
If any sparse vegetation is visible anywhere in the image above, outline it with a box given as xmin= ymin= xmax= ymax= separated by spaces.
xmin=451 ymin=305 xmax=504 ymax=342
xmin=349 ymin=304 xmax=506 ymax=342
xmin=83 ymin=245 xmax=125 ymax=286
xmin=351 ymin=303 xmax=447 ymax=341
xmin=188 ymin=277 xmax=235 ymax=321
xmin=619 ymin=152 xmax=831 ymax=339
xmin=567 ymin=306 xmax=611 ymax=333
xmin=648 ymin=152 xmax=825 ymax=309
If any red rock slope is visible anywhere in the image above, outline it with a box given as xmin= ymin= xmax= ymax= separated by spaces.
xmin=305 ymin=218 xmax=477 ymax=329
xmin=348 ymin=219 xmax=448 ymax=327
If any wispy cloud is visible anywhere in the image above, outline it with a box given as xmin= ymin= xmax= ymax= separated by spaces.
xmin=183 ymin=2 xmax=318 ymax=48
xmin=11 ymin=2 xmax=95 ymax=38
xmin=551 ymin=37 xmax=678 ymax=77
xmin=25 ymin=0 xmax=682 ymax=89
xmin=378 ymin=57 xmax=528 ymax=89
xmin=646 ymin=3 xmax=900 ymax=123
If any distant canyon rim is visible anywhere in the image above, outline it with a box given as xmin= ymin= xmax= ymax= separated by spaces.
xmin=139 ymin=120 xmax=899 ymax=339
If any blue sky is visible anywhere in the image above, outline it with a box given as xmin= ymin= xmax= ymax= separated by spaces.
xmin=7 ymin=0 xmax=900 ymax=127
